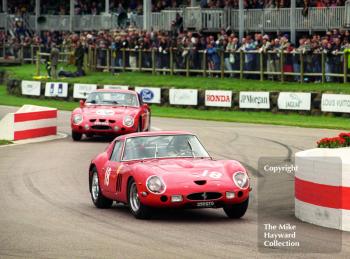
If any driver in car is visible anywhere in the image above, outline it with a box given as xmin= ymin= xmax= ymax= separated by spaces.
xmin=124 ymin=94 xmax=137 ymax=106
xmin=168 ymin=136 xmax=193 ymax=157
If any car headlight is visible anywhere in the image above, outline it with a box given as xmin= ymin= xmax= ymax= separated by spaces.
xmin=72 ymin=114 xmax=83 ymax=125
xmin=123 ymin=115 xmax=134 ymax=127
xmin=233 ymin=171 xmax=249 ymax=190
xmin=146 ymin=175 xmax=166 ymax=194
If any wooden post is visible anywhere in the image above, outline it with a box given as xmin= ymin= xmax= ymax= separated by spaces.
xmin=20 ymin=45 xmax=24 ymax=64
xmin=93 ymin=48 xmax=97 ymax=71
xmin=321 ymin=51 xmax=325 ymax=83
xmin=87 ymin=47 xmax=91 ymax=71
xmin=31 ymin=45 xmax=34 ymax=64
xmin=35 ymin=51 xmax=40 ymax=76
xmin=300 ymin=53 xmax=304 ymax=83
xmin=220 ymin=50 xmax=224 ymax=78
xmin=203 ymin=51 xmax=207 ymax=77
xmin=83 ymin=50 xmax=88 ymax=73
xmin=138 ymin=48 xmax=142 ymax=71
xmin=170 ymin=48 xmax=174 ymax=76
xmin=344 ymin=52 xmax=348 ymax=83
xmin=280 ymin=50 xmax=284 ymax=83
xmin=122 ymin=48 xmax=126 ymax=72
xmin=186 ymin=51 xmax=189 ymax=77
xmin=152 ymin=48 xmax=155 ymax=75
xmin=260 ymin=51 xmax=264 ymax=81
xmin=106 ymin=48 xmax=110 ymax=72
xmin=240 ymin=50 xmax=244 ymax=80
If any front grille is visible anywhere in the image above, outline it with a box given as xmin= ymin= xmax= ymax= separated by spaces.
xmin=109 ymin=120 xmax=116 ymax=123
xmin=99 ymin=119 xmax=106 ymax=122
xmin=194 ymin=180 xmax=206 ymax=185
xmin=90 ymin=119 xmax=96 ymax=122
xmin=187 ymin=192 xmax=222 ymax=201
xmin=91 ymin=125 xmax=112 ymax=130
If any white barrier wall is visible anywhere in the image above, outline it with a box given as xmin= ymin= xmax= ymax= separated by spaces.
xmin=0 ymin=105 xmax=57 ymax=141
xmin=295 ymin=148 xmax=350 ymax=231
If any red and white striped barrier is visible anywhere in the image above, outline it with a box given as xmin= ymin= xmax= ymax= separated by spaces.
xmin=295 ymin=148 xmax=350 ymax=231
xmin=0 ymin=105 xmax=57 ymax=141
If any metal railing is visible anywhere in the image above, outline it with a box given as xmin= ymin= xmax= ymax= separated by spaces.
xmin=1 ymin=6 xmax=348 ymax=32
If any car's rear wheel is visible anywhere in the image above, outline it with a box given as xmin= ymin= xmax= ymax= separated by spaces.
xmin=128 ymin=179 xmax=151 ymax=219
xmin=90 ymin=168 xmax=113 ymax=208
xmin=223 ymin=198 xmax=249 ymax=219
xmin=72 ymin=131 xmax=82 ymax=141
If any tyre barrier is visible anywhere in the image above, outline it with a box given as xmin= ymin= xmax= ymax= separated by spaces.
xmin=0 ymin=105 xmax=57 ymax=141
xmin=295 ymin=148 xmax=350 ymax=231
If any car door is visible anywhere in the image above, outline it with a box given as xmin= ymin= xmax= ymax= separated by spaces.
xmin=103 ymin=140 xmax=124 ymax=194
xmin=142 ymin=105 xmax=150 ymax=131
xmin=138 ymin=93 xmax=150 ymax=131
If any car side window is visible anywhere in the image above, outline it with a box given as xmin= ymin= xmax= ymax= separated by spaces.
xmin=110 ymin=141 xmax=123 ymax=162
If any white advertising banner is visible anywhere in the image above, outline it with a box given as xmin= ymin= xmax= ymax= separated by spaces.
xmin=205 ymin=90 xmax=232 ymax=107
xmin=169 ymin=89 xmax=198 ymax=106
xmin=321 ymin=94 xmax=350 ymax=113
xmin=21 ymin=80 xmax=41 ymax=96
xmin=104 ymin=85 xmax=129 ymax=90
xmin=45 ymin=82 xmax=68 ymax=98
xmin=135 ymin=87 xmax=161 ymax=104
xmin=239 ymin=92 xmax=270 ymax=109
xmin=278 ymin=92 xmax=311 ymax=111
xmin=73 ymin=84 xmax=97 ymax=99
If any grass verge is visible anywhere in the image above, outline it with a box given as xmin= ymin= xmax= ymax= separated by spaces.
xmin=0 ymin=139 xmax=13 ymax=145
xmin=0 ymin=85 xmax=349 ymax=130
xmin=3 ymin=64 xmax=350 ymax=93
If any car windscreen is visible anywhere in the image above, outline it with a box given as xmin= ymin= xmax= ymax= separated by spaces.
xmin=86 ymin=92 xmax=139 ymax=107
xmin=122 ymin=134 xmax=210 ymax=161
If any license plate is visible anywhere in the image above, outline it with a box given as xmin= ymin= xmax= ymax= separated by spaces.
xmin=196 ymin=201 xmax=215 ymax=207
xmin=94 ymin=122 xmax=109 ymax=126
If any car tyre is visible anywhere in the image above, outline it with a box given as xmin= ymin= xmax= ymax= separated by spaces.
xmin=72 ymin=131 xmax=82 ymax=141
xmin=223 ymin=198 xmax=249 ymax=219
xmin=128 ymin=178 xmax=151 ymax=219
xmin=90 ymin=168 xmax=113 ymax=209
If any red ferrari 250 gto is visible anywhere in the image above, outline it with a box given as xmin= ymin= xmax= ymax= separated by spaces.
xmin=88 ymin=131 xmax=251 ymax=219
xmin=71 ymin=89 xmax=151 ymax=141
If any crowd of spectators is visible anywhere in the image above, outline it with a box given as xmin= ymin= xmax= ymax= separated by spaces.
xmin=2 ymin=24 xmax=350 ymax=82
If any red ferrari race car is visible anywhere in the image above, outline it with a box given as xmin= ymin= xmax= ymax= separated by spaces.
xmin=71 ymin=89 xmax=151 ymax=141
xmin=88 ymin=131 xmax=251 ymax=219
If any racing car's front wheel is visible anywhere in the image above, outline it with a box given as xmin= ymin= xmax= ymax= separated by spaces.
xmin=90 ymin=168 xmax=113 ymax=209
xmin=128 ymin=179 xmax=151 ymax=219
xmin=223 ymin=198 xmax=249 ymax=219
xmin=72 ymin=131 xmax=82 ymax=141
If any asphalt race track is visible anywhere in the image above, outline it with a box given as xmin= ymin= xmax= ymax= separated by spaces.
xmin=0 ymin=105 xmax=349 ymax=258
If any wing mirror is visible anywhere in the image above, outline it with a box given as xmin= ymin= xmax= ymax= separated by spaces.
xmin=79 ymin=99 xmax=85 ymax=108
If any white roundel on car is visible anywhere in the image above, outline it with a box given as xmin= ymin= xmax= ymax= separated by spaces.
xmin=96 ymin=110 xmax=115 ymax=116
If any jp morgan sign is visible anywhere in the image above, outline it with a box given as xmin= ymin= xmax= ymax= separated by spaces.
xmin=239 ymin=92 xmax=270 ymax=109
